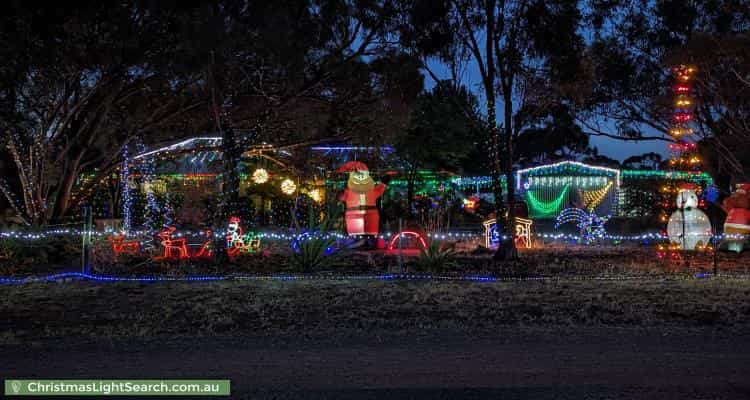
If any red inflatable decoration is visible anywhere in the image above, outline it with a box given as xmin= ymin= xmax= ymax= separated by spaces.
xmin=337 ymin=161 xmax=386 ymax=236
xmin=723 ymin=184 xmax=750 ymax=237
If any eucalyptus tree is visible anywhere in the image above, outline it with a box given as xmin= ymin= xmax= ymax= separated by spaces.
xmin=400 ymin=0 xmax=585 ymax=259
xmin=0 ymin=0 xmax=423 ymax=226
xmin=185 ymin=0 xmax=423 ymax=219
xmin=0 ymin=1 xmax=205 ymax=226
xmin=582 ymin=0 xmax=750 ymax=184
xmin=396 ymin=82 xmax=485 ymax=214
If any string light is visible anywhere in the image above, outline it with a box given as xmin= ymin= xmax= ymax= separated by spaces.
xmin=120 ymin=146 xmax=132 ymax=232
xmin=516 ymin=161 xmax=621 ymax=190
xmin=137 ymin=140 xmax=160 ymax=234
xmin=526 ymin=184 xmax=569 ymax=216
xmin=133 ymin=137 xmax=222 ymax=160
xmin=580 ymin=181 xmax=613 ymax=211
xmin=0 ymin=226 xmax=746 ymax=247
xmin=661 ymin=64 xmax=705 ymax=255
xmin=554 ymin=208 xmax=611 ymax=243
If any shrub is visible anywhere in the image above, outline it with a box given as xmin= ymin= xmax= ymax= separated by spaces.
xmin=415 ymin=241 xmax=458 ymax=272
xmin=290 ymin=234 xmax=342 ymax=272
xmin=46 ymin=235 xmax=81 ymax=263
xmin=0 ymin=239 xmax=20 ymax=264
xmin=289 ymin=204 xmax=348 ymax=272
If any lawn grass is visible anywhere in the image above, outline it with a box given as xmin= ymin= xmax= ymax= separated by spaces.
xmin=2 ymin=277 xmax=749 ymax=344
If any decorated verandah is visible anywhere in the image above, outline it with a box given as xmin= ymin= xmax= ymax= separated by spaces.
xmin=92 ymin=138 xmax=716 ymax=225
xmin=82 ymin=138 xmax=717 ymax=245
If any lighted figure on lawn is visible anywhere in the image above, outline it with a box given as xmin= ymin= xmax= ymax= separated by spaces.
xmin=157 ymin=226 xmax=189 ymax=259
xmin=721 ymin=183 xmax=750 ymax=252
xmin=225 ymin=216 xmax=260 ymax=256
xmin=108 ymin=234 xmax=140 ymax=258
xmin=666 ymin=184 xmax=712 ymax=251
xmin=482 ymin=217 xmax=534 ymax=249
xmin=387 ymin=230 xmax=428 ymax=250
xmin=153 ymin=227 xmax=214 ymax=260
xmin=194 ymin=229 xmax=214 ymax=258
xmin=555 ymin=208 xmax=610 ymax=243
xmin=337 ymin=161 xmax=386 ymax=236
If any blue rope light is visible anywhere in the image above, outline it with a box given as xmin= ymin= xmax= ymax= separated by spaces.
xmin=0 ymin=271 xmax=744 ymax=286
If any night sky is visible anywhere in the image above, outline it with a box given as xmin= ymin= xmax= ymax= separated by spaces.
xmin=425 ymin=60 xmax=668 ymax=162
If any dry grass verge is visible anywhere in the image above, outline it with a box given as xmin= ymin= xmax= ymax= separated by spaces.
xmin=2 ymin=277 xmax=749 ymax=343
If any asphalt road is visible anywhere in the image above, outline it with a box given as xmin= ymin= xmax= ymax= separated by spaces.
xmin=2 ymin=329 xmax=749 ymax=399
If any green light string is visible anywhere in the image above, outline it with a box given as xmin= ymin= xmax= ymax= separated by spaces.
xmin=620 ymin=170 xmax=713 ymax=184
xmin=527 ymin=184 xmax=569 ymax=216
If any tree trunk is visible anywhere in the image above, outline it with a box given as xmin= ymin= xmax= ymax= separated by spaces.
xmin=54 ymin=153 xmax=84 ymax=219
xmin=488 ymin=97 xmax=507 ymax=260
xmin=482 ymin=0 xmax=508 ymax=261
xmin=497 ymin=92 xmax=518 ymax=260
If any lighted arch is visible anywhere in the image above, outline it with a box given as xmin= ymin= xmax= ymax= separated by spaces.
xmin=387 ymin=231 xmax=428 ymax=250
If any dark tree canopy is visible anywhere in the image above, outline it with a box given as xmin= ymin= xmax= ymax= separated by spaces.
xmin=0 ymin=0 xmax=424 ymax=225
xmin=581 ymin=0 xmax=750 ymax=183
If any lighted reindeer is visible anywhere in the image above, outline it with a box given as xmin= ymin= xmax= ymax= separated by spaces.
xmin=107 ymin=234 xmax=140 ymax=259
xmin=157 ymin=226 xmax=189 ymax=260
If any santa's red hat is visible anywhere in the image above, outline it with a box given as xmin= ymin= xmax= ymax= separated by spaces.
xmin=337 ymin=161 xmax=369 ymax=173
xmin=229 ymin=216 xmax=240 ymax=224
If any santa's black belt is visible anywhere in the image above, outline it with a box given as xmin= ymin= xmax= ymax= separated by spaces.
xmin=346 ymin=206 xmax=377 ymax=211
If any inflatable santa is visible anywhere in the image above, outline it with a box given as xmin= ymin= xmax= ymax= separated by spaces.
xmin=337 ymin=161 xmax=386 ymax=236
xmin=722 ymin=183 xmax=750 ymax=252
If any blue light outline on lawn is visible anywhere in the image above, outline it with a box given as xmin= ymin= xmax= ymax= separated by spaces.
xmin=0 ymin=271 xmax=737 ymax=286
